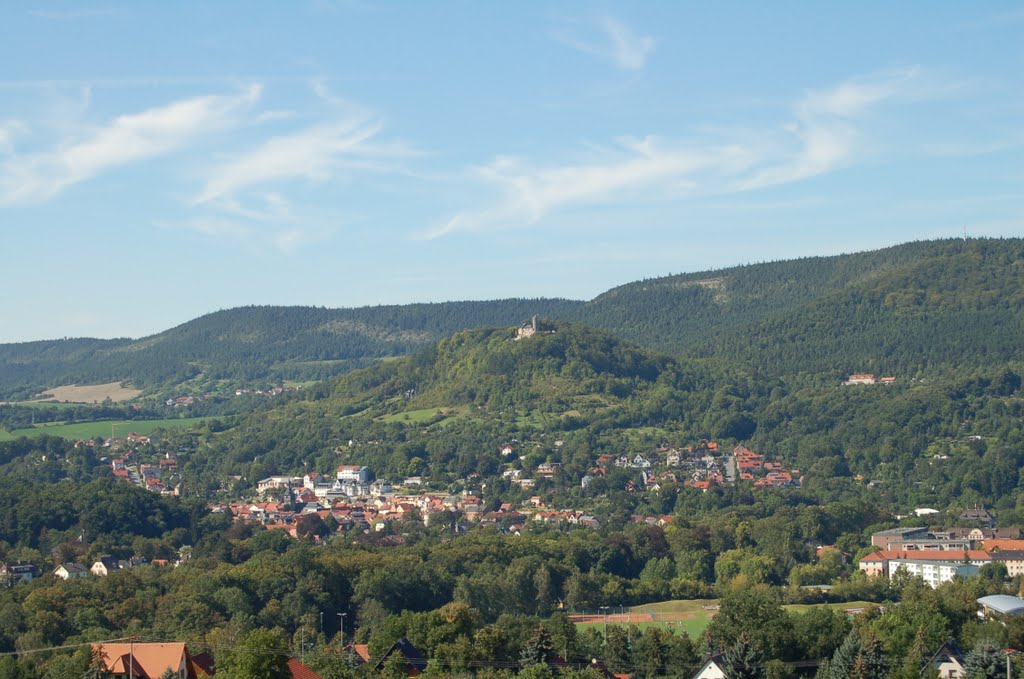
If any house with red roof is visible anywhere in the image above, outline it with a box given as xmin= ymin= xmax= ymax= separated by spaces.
xmin=93 ymin=642 xmax=203 ymax=679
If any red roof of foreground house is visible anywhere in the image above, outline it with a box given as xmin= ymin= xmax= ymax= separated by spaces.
xmin=94 ymin=642 xmax=197 ymax=679
xmin=287 ymin=658 xmax=323 ymax=679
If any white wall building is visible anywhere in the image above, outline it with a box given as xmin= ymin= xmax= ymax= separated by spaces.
xmin=337 ymin=465 xmax=370 ymax=483
xmin=890 ymin=560 xmax=979 ymax=588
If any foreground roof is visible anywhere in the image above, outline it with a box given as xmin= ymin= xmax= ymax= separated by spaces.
xmin=94 ymin=642 xmax=193 ymax=679
xmin=978 ymin=595 xmax=1024 ymax=615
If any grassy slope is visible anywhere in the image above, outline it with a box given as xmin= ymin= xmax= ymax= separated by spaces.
xmin=575 ymin=599 xmax=877 ymax=639
xmin=0 ymin=417 xmax=208 ymax=441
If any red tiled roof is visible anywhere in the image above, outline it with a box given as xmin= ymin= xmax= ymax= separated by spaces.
xmin=287 ymin=658 xmax=323 ymax=679
xmin=861 ymin=550 xmax=991 ymax=562
xmin=94 ymin=643 xmax=191 ymax=679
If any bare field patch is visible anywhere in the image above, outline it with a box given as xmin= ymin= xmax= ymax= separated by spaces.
xmin=33 ymin=382 xmax=142 ymax=403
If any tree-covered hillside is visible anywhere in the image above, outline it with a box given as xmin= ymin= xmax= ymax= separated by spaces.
xmin=576 ymin=238 xmax=1024 ymax=378
xmin=106 ymin=319 xmax=1023 ymax=514
xmin=0 ymin=299 xmax=582 ymax=399
xmin=3 ymin=238 xmax=1023 ymax=399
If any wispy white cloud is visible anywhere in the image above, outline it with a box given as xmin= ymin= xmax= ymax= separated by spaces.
xmin=798 ymin=67 xmax=918 ymax=118
xmin=0 ymin=85 xmax=261 ymax=205
xmin=737 ymin=67 xmax=919 ymax=190
xmin=156 ymin=214 xmax=322 ymax=256
xmin=0 ymin=120 xmax=28 ymax=154
xmin=193 ymin=118 xmax=386 ymax=206
xmin=426 ymin=68 xmax=923 ymax=239
xmin=159 ymin=80 xmax=417 ymax=254
xmin=554 ymin=15 xmax=655 ymax=71
xmin=600 ymin=17 xmax=655 ymax=71
xmin=422 ymin=138 xmax=752 ymax=239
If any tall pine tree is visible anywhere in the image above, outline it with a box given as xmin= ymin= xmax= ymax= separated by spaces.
xmin=723 ymin=634 xmax=766 ymax=679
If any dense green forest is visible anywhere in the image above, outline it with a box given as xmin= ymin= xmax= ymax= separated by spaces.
xmin=4 ymin=239 xmax=1024 ymax=401
xmin=0 ymin=300 xmax=582 ymax=400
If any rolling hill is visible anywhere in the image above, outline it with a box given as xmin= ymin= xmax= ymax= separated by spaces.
xmin=3 ymin=238 xmax=1023 ymax=400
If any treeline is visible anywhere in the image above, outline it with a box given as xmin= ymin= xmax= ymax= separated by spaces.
xmin=0 ymin=403 xmax=168 ymax=432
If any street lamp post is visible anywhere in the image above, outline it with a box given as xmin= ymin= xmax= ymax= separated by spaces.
xmin=320 ymin=611 xmax=324 ymax=634
xmin=338 ymin=613 xmax=347 ymax=647
xmin=599 ymin=606 xmax=609 ymax=642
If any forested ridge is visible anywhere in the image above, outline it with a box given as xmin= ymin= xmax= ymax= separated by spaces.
xmin=3 ymin=238 xmax=1024 ymax=400
xmin=0 ymin=300 xmax=582 ymax=399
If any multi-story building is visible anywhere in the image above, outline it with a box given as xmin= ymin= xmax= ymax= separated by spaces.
xmin=336 ymin=465 xmax=370 ymax=484
xmin=890 ymin=559 xmax=980 ymax=588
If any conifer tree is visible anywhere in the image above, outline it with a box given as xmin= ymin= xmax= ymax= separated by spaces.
xmin=857 ymin=631 xmax=888 ymax=679
xmin=722 ymin=633 xmax=766 ymax=679
xmin=963 ymin=639 xmax=1003 ymax=679
xmin=521 ymin=624 xmax=556 ymax=667
xmin=826 ymin=629 xmax=862 ymax=678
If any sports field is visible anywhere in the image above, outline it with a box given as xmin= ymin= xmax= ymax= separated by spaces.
xmin=572 ymin=599 xmax=877 ymax=639
xmin=572 ymin=599 xmax=719 ymax=638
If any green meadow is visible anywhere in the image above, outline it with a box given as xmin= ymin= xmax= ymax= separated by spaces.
xmin=377 ymin=406 xmax=470 ymax=425
xmin=574 ymin=599 xmax=877 ymax=640
xmin=0 ymin=417 xmax=208 ymax=441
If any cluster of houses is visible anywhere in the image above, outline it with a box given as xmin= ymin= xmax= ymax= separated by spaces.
xmin=222 ymin=456 xmax=684 ymax=539
xmin=858 ymin=515 xmax=1024 ymax=588
xmin=2 ymin=549 xmax=192 ymax=588
xmin=74 ymin=431 xmax=153 ymax=450
xmin=165 ymin=394 xmax=208 ymax=408
xmin=218 ymin=491 xmax=542 ymax=537
xmin=233 ymin=385 xmax=298 ymax=398
xmin=580 ymin=442 xmax=802 ymax=493
xmin=110 ymin=450 xmax=181 ymax=495
xmin=256 ymin=465 xmax=393 ymax=501
xmin=76 ymin=433 xmax=185 ymax=495
xmin=240 ymin=439 xmax=803 ymax=541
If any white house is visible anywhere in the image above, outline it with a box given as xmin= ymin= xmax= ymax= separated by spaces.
xmin=54 ymin=563 xmax=89 ymax=580
xmin=923 ymin=640 xmax=965 ymax=678
xmin=692 ymin=655 xmax=726 ymax=679
xmin=90 ymin=556 xmax=121 ymax=577
xmin=337 ymin=465 xmax=370 ymax=483
xmin=256 ymin=476 xmax=297 ymax=494
xmin=370 ymin=479 xmax=393 ymax=497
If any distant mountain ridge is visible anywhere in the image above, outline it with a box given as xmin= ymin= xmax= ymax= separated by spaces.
xmin=578 ymin=237 xmax=1024 ymax=376
xmin=2 ymin=238 xmax=1023 ymax=399
xmin=0 ymin=300 xmax=582 ymax=399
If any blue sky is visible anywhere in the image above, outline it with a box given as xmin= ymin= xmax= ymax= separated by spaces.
xmin=1 ymin=2 xmax=1022 ymax=342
